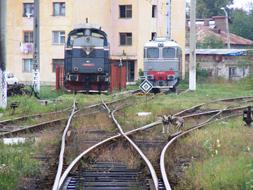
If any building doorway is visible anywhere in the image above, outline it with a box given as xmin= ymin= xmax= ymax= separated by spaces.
xmin=125 ymin=60 xmax=135 ymax=82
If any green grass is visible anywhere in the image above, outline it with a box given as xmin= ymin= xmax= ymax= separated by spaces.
xmin=173 ymin=118 xmax=253 ymax=190
xmin=38 ymin=86 xmax=65 ymax=99
xmin=0 ymin=142 xmax=39 ymax=190
xmin=0 ymin=81 xmax=252 ymax=189
xmin=0 ymin=87 xmax=120 ymax=120
xmin=116 ymin=82 xmax=253 ymax=131
xmin=115 ymin=81 xmax=253 ymax=189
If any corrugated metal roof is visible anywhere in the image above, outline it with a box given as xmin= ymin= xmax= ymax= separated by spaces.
xmin=197 ymin=26 xmax=253 ymax=46
xmin=185 ymin=49 xmax=249 ymax=56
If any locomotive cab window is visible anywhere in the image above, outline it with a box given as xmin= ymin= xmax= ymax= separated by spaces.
xmin=147 ymin=47 xmax=159 ymax=58
xmin=69 ymin=30 xmax=105 ymax=47
xmin=163 ymin=47 xmax=176 ymax=58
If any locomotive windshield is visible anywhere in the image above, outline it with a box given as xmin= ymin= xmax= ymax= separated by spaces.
xmin=162 ymin=47 xmax=176 ymax=58
xmin=68 ymin=29 xmax=105 ymax=47
xmin=147 ymin=48 xmax=159 ymax=58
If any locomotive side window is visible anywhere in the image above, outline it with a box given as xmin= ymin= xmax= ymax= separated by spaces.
xmin=163 ymin=47 xmax=176 ymax=58
xmin=147 ymin=48 xmax=159 ymax=58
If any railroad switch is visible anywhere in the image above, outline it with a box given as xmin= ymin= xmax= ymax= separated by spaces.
xmin=10 ymin=102 xmax=19 ymax=114
xmin=243 ymin=106 xmax=253 ymax=127
xmin=162 ymin=115 xmax=184 ymax=133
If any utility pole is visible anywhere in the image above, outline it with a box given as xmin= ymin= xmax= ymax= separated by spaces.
xmin=33 ymin=0 xmax=40 ymax=92
xmin=189 ymin=0 xmax=196 ymax=91
xmin=221 ymin=7 xmax=230 ymax=49
xmin=166 ymin=0 xmax=171 ymax=39
xmin=0 ymin=0 xmax=7 ymax=109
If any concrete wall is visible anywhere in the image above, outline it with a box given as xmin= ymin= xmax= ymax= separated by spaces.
xmin=185 ymin=54 xmax=252 ymax=80
xmin=5 ymin=0 xmax=186 ymax=84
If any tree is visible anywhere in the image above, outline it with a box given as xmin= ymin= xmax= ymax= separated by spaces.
xmin=197 ymin=34 xmax=225 ymax=49
xmin=230 ymin=8 xmax=253 ymax=41
xmin=196 ymin=0 xmax=233 ymax=18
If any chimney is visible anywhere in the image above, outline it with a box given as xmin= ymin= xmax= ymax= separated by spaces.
xmin=213 ymin=16 xmax=227 ymax=32
xmin=204 ymin=18 xmax=209 ymax=26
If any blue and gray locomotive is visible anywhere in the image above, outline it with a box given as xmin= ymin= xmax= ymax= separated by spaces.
xmin=64 ymin=24 xmax=110 ymax=92
xmin=143 ymin=37 xmax=182 ymax=92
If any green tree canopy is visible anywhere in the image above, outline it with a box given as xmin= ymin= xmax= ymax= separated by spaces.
xmin=230 ymin=8 xmax=253 ymax=41
xmin=197 ymin=0 xmax=233 ymax=18
xmin=197 ymin=34 xmax=225 ymax=49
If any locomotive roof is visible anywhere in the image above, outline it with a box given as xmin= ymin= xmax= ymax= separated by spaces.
xmin=144 ymin=38 xmax=180 ymax=47
xmin=74 ymin=23 xmax=102 ymax=30
xmin=70 ymin=23 xmax=107 ymax=37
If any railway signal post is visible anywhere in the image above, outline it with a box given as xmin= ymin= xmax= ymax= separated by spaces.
xmin=139 ymin=79 xmax=153 ymax=104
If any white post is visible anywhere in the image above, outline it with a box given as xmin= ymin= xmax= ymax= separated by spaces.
xmin=189 ymin=0 xmax=196 ymax=91
xmin=33 ymin=0 xmax=40 ymax=92
xmin=166 ymin=0 xmax=171 ymax=39
xmin=0 ymin=69 xmax=7 ymax=109
xmin=221 ymin=8 xmax=230 ymax=49
xmin=0 ymin=0 xmax=7 ymax=109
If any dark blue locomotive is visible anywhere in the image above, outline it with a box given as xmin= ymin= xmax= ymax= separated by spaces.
xmin=64 ymin=24 xmax=110 ymax=92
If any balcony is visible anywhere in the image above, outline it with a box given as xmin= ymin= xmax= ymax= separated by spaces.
xmin=20 ymin=43 xmax=33 ymax=54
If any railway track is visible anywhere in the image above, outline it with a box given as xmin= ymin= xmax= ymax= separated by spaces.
xmin=159 ymin=98 xmax=253 ymax=190
xmin=0 ymin=94 xmax=137 ymax=138
xmin=21 ymin=95 xmax=250 ymax=190
xmin=57 ymin=96 xmax=252 ymax=189
xmin=0 ymin=108 xmax=70 ymax=135
xmin=52 ymin=94 xmax=139 ymax=190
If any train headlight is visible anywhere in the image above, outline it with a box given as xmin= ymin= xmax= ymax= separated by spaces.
xmin=147 ymin=75 xmax=154 ymax=80
xmin=167 ymin=75 xmax=175 ymax=81
xmin=98 ymin=67 xmax=103 ymax=72
xmin=73 ymin=67 xmax=79 ymax=72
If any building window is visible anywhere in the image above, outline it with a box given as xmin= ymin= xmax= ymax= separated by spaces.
xmin=52 ymin=59 xmax=64 ymax=72
xmin=151 ymin=32 xmax=157 ymax=40
xmin=119 ymin=33 xmax=132 ymax=46
xmin=23 ymin=3 xmax=34 ymax=17
xmin=53 ymin=2 xmax=65 ymax=16
xmin=152 ymin=5 xmax=157 ymax=18
xmin=119 ymin=5 xmax=132 ymax=18
xmin=52 ymin=31 xmax=65 ymax=44
xmin=24 ymin=31 xmax=33 ymax=43
xmin=229 ymin=67 xmax=237 ymax=78
xmin=23 ymin=59 xmax=33 ymax=73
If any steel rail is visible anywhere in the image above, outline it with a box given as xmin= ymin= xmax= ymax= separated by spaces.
xmin=53 ymin=96 xmax=135 ymax=190
xmin=0 ymin=118 xmax=66 ymax=138
xmin=174 ymin=96 xmax=253 ymax=117
xmin=57 ymin=96 xmax=253 ymax=189
xmin=58 ymin=120 xmax=162 ymax=189
xmin=160 ymin=109 xmax=224 ymax=190
xmin=160 ymin=105 xmax=249 ymax=190
xmin=0 ymin=107 xmax=71 ymax=125
xmin=0 ymin=109 xmax=103 ymax=138
xmin=52 ymin=99 xmax=77 ymax=190
xmin=182 ymin=105 xmax=251 ymax=119
xmin=108 ymin=105 xmax=159 ymax=190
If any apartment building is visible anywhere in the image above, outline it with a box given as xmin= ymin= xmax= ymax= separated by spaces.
xmin=4 ymin=0 xmax=185 ymax=84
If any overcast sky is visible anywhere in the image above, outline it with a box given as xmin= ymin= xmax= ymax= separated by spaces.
xmin=186 ymin=0 xmax=253 ymax=10
xmin=231 ymin=0 xmax=253 ymax=10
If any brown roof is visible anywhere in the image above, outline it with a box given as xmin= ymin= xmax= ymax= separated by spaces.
xmin=197 ymin=26 xmax=253 ymax=46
